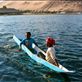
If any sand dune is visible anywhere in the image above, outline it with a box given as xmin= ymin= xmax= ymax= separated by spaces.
xmin=0 ymin=1 xmax=82 ymax=12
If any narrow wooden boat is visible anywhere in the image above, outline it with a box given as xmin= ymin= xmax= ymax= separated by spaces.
xmin=13 ymin=35 xmax=75 ymax=73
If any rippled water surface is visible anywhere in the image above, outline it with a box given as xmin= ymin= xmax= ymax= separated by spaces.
xmin=0 ymin=15 xmax=82 ymax=82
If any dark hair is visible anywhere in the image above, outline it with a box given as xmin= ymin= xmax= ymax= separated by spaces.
xmin=26 ymin=32 xmax=31 ymax=36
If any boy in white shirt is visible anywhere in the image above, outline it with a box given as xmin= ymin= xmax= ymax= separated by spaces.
xmin=46 ymin=37 xmax=59 ymax=67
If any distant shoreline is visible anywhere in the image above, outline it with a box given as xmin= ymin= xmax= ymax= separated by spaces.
xmin=0 ymin=11 xmax=82 ymax=16
xmin=0 ymin=12 xmax=82 ymax=16
xmin=0 ymin=1 xmax=82 ymax=16
xmin=0 ymin=6 xmax=82 ymax=15
xmin=0 ymin=8 xmax=82 ymax=15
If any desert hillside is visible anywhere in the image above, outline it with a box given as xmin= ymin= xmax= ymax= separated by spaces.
xmin=0 ymin=0 xmax=82 ymax=13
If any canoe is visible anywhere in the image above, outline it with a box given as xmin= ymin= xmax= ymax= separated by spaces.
xmin=13 ymin=35 xmax=75 ymax=73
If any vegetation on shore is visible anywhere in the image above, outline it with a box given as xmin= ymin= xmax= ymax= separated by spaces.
xmin=0 ymin=6 xmax=23 ymax=15
xmin=0 ymin=0 xmax=82 ymax=15
xmin=0 ymin=5 xmax=82 ymax=15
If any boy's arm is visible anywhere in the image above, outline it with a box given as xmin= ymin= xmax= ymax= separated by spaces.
xmin=33 ymin=39 xmax=38 ymax=46
xmin=50 ymin=52 xmax=59 ymax=66
xmin=19 ymin=39 xmax=25 ymax=49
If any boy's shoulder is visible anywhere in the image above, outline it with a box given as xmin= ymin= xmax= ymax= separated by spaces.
xmin=48 ymin=47 xmax=54 ymax=51
xmin=30 ymin=38 xmax=35 ymax=41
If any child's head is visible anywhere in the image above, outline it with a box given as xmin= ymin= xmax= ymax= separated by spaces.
xmin=25 ymin=32 xmax=31 ymax=38
xmin=46 ymin=37 xmax=55 ymax=47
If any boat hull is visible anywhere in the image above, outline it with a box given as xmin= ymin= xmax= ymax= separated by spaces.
xmin=13 ymin=35 xmax=74 ymax=73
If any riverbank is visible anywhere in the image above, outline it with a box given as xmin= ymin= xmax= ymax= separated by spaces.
xmin=0 ymin=1 xmax=82 ymax=15
xmin=0 ymin=9 xmax=82 ymax=15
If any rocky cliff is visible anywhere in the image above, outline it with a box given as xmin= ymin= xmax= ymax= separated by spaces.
xmin=0 ymin=0 xmax=82 ymax=13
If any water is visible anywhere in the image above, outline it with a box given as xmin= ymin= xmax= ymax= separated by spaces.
xmin=0 ymin=15 xmax=82 ymax=82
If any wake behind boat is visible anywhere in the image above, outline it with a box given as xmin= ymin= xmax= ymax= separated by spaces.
xmin=13 ymin=35 xmax=75 ymax=73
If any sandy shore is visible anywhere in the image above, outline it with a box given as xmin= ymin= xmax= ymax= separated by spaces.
xmin=0 ymin=1 xmax=82 ymax=14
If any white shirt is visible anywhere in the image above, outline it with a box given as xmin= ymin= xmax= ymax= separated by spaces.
xmin=46 ymin=47 xmax=57 ymax=63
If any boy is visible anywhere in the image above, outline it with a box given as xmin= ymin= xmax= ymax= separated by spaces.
xmin=19 ymin=32 xmax=37 ymax=54
xmin=45 ymin=37 xmax=59 ymax=67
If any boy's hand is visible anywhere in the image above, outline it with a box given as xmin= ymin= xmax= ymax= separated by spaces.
xmin=19 ymin=46 xmax=21 ymax=51
xmin=19 ymin=48 xmax=21 ymax=51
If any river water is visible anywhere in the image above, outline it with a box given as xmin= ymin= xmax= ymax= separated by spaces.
xmin=0 ymin=15 xmax=82 ymax=82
